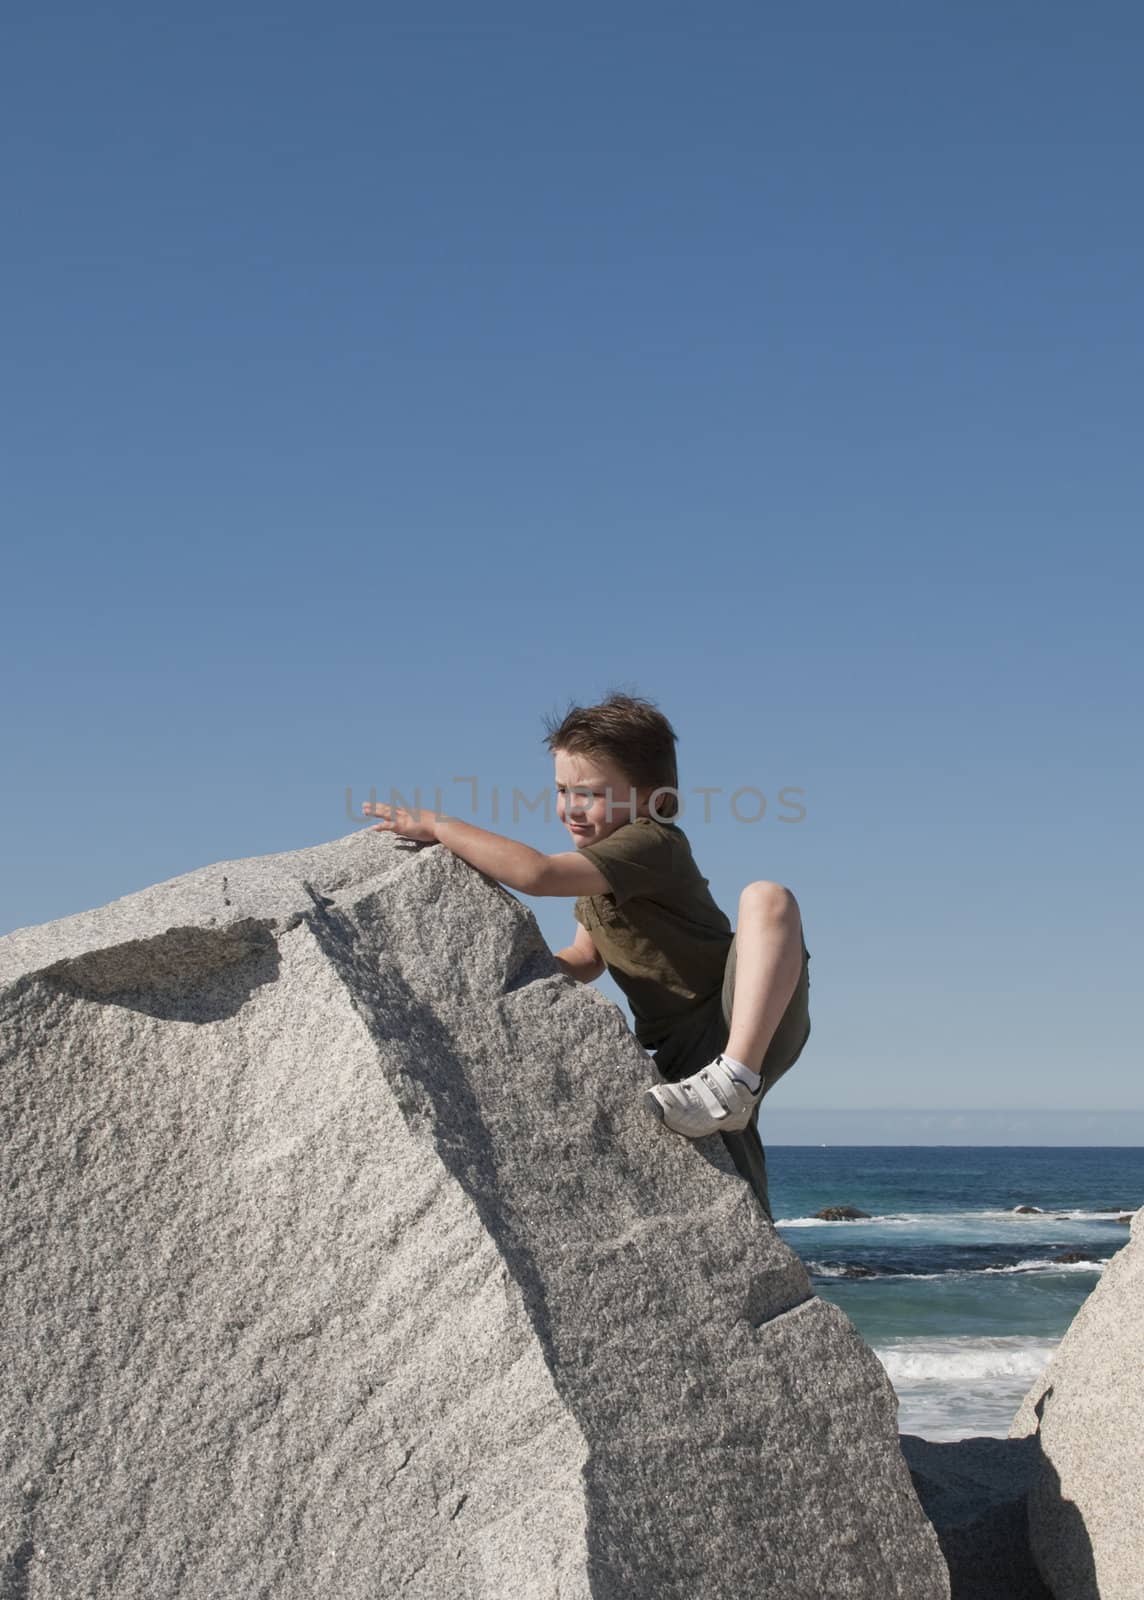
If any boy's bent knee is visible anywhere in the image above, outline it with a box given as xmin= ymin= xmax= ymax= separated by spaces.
xmin=739 ymin=880 xmax=797 ymax=918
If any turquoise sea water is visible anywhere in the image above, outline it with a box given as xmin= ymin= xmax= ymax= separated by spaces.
xmin=768 ymin=1146 xmax=1144 ymax=1440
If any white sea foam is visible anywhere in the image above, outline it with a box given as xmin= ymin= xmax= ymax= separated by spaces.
xmin=982 ymin=1257 xmax=1107 ymax=1276
xmin=1058 ymin=1209 xmax=1136 ymax=1223
xmin=876 ymin=1335 xmax=1063 ymax=1440
xmin=777 ymin=1216 xmax=849 ymax=1228
xmin=808 ymin=1257 xmax=1105 ymax=1281
xmin=1002 ymin=1205 xmax=1116 ymax=1220
xmin=781 ymin=1209 xmax=1038 ymax=1228
xmin=779 ymin=1206 xmax=1134 ymax=1230
xmin=776 ymin=1214 xmax=917 ymax=1228
xmin=876 ymin=1335 xmax=1058 ymax=1387
xmin=807 ymin=1261 xmax=942 ymax=1280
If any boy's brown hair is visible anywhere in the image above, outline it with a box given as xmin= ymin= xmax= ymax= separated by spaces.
xmin=541 ymin=690 xmax=681 ymax=820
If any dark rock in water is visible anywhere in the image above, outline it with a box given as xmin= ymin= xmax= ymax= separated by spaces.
xmin=815 ymin=1205 xmax=873 ymax=1220
xmin=1013 ymin=1205 xmax=1044 ymax=1214
xmin=903 ymin=1435 xmax=1051 ymax=1600
xmin=0 ymin=834 xmax=950 ymax=1600
xmin=1053 ymin=1252 xmax=1096 ymax=1266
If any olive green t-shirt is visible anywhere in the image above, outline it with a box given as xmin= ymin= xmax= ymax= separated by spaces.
xmin=572 ymin=816 xmax=733 ymax=1050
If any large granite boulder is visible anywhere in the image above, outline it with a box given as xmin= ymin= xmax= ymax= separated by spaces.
xmin=1 ymin=833 xmax=949 ymax=1599
xmin=1011 ymin=1207 xmax=1144 ymax=1599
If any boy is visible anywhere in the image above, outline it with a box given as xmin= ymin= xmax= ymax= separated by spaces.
xmin=361 ymin=691 xmax=810 ymax=1219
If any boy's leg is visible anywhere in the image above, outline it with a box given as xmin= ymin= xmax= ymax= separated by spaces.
xmin=718 ymin=928 xmax=811 ymax=1220
xmin=644 ymin=884 xmax=809 ymax=1139
xmin=722 ymin=882 xmax=805 ymax=1076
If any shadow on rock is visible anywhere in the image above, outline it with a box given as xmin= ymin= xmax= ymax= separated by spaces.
xmin=1026 ymin=1387 xmax=1101 ymax=1600
xmin=901 ymin=1434 xmax=1052 ymax=1600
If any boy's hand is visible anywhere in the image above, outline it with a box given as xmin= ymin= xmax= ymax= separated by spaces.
xmin=361 ymin=800 xmax=439 ymax=843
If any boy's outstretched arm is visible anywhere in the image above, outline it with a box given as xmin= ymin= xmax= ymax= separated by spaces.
xmin=360 ymin=801 xmax=609 ymax=897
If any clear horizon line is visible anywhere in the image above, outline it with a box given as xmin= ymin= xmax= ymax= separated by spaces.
xmin=769 ymin=1106 xmax=1144 ymax=1114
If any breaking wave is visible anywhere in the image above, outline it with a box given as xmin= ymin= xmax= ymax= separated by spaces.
xmin=875 ymin=1336 xmax=1058 ymax=1386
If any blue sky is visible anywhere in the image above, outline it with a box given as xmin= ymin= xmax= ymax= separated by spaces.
xmin=3 ymin=4 xmax=1141 ymax=1140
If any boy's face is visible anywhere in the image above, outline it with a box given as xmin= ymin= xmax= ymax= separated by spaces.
xmin=553 ymin=747 xmax=652 ymax=849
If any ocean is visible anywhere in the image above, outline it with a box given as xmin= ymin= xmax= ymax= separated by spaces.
xmin=768 ymin=1145 xmax=1144 ymax=1441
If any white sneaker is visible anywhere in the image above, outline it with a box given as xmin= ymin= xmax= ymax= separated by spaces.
xmin=642 ymin=1055 xmax=763 ymax=1139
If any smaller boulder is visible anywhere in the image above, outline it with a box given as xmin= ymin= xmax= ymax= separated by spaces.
xmin=814 ymin=1205 xmax=872 ymax=1221
xmin=1012 ymin=1207 xmax=1144 ymax=1599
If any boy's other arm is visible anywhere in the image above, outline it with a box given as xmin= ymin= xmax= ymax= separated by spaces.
xmin=554 ymin=920 xmax=606 ymax=983
xmin=361 ymin=803 xmax=610 ymax=896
